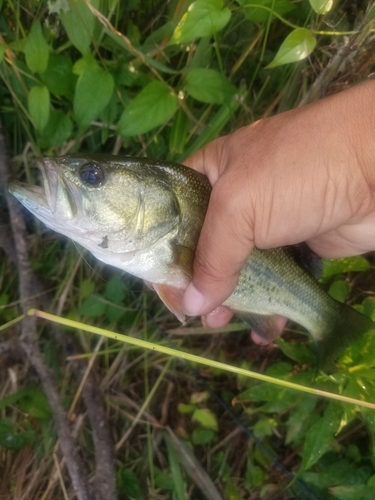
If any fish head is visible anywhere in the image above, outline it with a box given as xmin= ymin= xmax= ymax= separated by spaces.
xmin=9 ymin=155 xmax=181 ymax=264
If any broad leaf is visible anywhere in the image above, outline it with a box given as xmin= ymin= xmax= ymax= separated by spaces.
xmin=266 ymin=28 xmax=316 ymax=68
xmin=300 ymin=403 xmax=342 ymax=472
xmin=78 ymin=295 xmax=106 ymax=317
xmin=73 ymin=65 xmax=114 ymax=127
xmin=24 ymin=21 xmax=49 ymax=73
xmin=328 ymin=279 xmax=349 ymax=303
xmin=39 ymin=110 xmax=73 ymax=148
xmin=170 ymin=0 xmax=231 ymax=45
xmin=185 ymin=68 xmax=235 ymax=104
xmin=41 ymin=53 xmax=76 ymax=99
xmin=191 ymin=428 xmax=216 ymax=445
xmin=28 ymin=85 xmax=50 ymax=133
xmin=309 ymin=0 xmax=333 ymax=15
xmin=323 ymin=256 xmax=370 ymax=278
xmin=117 ymin=81 xmax=178 ymax=136
xmin=0 ymin=419 xmax=35 ymax=451
xmin=192 ymin=408 xmax=219 ymax=431
xmin=239 ymin=0 xmax=295 ymax=23
xmin=59 ymin=0 xmax=99 ymax=55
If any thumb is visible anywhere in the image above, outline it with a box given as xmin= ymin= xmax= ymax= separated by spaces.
xmin=182 ymin=178 xmax=255 ymax=316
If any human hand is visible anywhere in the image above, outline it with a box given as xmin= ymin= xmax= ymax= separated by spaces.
xmin=182 ymin=81 xmax=375 ymax=335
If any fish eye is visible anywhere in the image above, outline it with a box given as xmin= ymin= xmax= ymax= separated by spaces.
xmin=79 ymin=163 xmax=104 ymax=186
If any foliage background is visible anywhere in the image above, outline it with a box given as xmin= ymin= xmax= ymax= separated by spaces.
xmin=1 ymin=0 xmax=375 ymax=499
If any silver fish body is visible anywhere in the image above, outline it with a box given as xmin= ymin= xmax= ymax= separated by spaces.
xmin=9 ymin=155 xmax=375 ymax=365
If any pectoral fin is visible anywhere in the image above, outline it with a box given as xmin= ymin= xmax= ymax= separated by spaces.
xmin=236 ymin=312 xmax=287 ymax=343
xmin=152 ymin=283 xmax=186 ymax=323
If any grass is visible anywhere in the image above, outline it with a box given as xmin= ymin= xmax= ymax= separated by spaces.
xmin=1 ymin=1 xmax=375 ymax=499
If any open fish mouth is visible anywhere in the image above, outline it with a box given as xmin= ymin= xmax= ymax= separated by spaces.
xmin=8 ymin=158 xmax=80 ymax=222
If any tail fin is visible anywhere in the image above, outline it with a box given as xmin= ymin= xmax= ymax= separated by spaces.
xmin=317 ymin=304 xmax=375 ymax=370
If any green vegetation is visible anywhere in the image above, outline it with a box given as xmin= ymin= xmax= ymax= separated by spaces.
xmin=1 ymin=1 xmax=375 ymax=499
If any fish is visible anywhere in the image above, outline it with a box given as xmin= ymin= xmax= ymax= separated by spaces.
xmin=9 ymin=154 xmax=375 ymax=366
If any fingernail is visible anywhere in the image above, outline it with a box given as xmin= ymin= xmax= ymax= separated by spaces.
xmin=183 ymin=284 xmax=206 ymax=316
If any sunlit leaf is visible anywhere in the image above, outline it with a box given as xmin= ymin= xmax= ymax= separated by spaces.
xmin=309 ymin=0 xmax=333 ymax=15
xmin=328 ymin=280 xmax=349 ymax=303
xmin=28 ymin=85 xmax=50 ymax=133
xmin=300 ymin=403 xmax=342 ymax=471
xmin=73 ymin=65 xmax=114 ymax=127
xmin=170 ymin=0 xmax=231 ymax=45
xmin=117 ymin=81 xmax=178 ymax=136
xmin=24 ymin=21 xmax=49 ymax=73
xmin=323 ymin=256 xmax=371 ymax=278
xmin=185 ymin=68 xmax=235 ymax=104
xmin=266 ymin=28 xmax=316 ymax=68
xmin=59 ymin=0 xmax=99 ymax=55
xmin=192 ymin=408 xmax=218 ymax=431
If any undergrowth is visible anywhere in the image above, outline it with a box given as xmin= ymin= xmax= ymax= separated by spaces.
xmin=1 ymin=0 xmax=375 ymax=499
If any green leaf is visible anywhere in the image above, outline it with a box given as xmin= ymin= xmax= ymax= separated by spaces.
xmin=59 ymin=0 xmax=99 ymax=55
xmin=41 ymin=53 xmax=76 ymax=99
xmin=117 ymin=81 xmax=178 ymax=136
xmin=253 ymin=417 xmax=277 ymax=438
xmin=0 ymin=43 xmax=6 ymax=63
xmin=80 ymin=279 xmax=96 ymax=299
xmin=309 ymin=0 xmax=333 ymax=15
xmin=238 ymin=0 xmax=295 ymax=23
xmin=185 ymin=68 xmax=235 ymax=104
xmin=286 ymin=395 xmax=317 ymax=445
xmin=72 ymin=53 xmax=98 ymax=76
xmin=17 ymin=388 xmax=52 ymax=420
xmin=24 ymin=21 xmax=49 ymax=74
xmin=39 ymin=110 xmax=73 ymax=148
xmin=300 ymin=403 xmax=342 ymax=472
xmin=323 ymin=256 xmax=371 ymax=278
xmin=276 ymin=337 xmax=316 ymax=364
xmin=0 ymin=419 xmax=35 ymax=451
xmin=178 ymin=403 xmax=196 ymax=413
xmin=191 ymin=428 xmax=216 ymax=445
xmin=170 ymin=0 xmax=231 ymax=45
xmin=192 ymin=408 xmax=219 ymax=431
xmin=266 ymin=28 xmax=316 ymax=68
xmin=117 ymin=467 xmax=142 ymax=499
xmin=104 ymin=275 xmax=126 ymax=305
xmin=78 ymin=295 xmax=106 ymax=317
xmin=330 ymin=484 xmax=375 ymax=500
xmin=328 ymin=280 xmax=349 ymax=303
xmin=367 ymin=2 xmax=375 ymax=19
xmin=28 ymin=85 xmax=50 ymax=133
xmin=73 ymin=65 xmax=114 ymax=127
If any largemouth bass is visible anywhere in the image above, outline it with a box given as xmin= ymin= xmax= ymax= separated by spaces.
xmin=9 ymin=155 xmax=375 ymax=365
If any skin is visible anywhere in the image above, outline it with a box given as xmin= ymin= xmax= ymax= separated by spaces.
xmin=182 ymin=80 xmax=375 ymax=339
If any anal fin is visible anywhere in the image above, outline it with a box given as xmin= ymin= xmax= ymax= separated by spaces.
xmin=236 ymin=311 xmax=287 ymax=343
